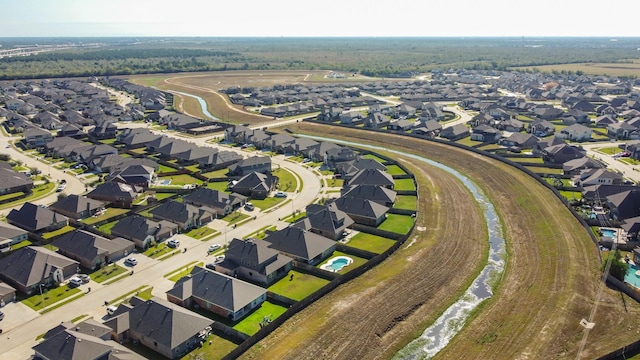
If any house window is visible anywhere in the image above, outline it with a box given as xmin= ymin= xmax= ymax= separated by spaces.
xmin=154 ymin=341 xmax=158 ymax=347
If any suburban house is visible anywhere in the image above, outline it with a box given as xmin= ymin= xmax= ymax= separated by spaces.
xmin=167 ymin=265 xmax=268 ymax=321
xmin=227 ymin=156 xmax=272 ymax=177
xmin=558 ymin=123 xmax=593 ymax=142
xmin=627 ymin=140 xmax=640 ymax=160
xmin=52 ymin=230 xmax=135 ymax=270
xmin=573 ymin=168 xmax=624 ymax=187
xmin=562 ymin=157 xmax=604 ymax=175
xmin=263 ymin=227 xmax=336 ymax=265
xmin=528 ymin=119 xmax=556 ymax=137
xmin=87 ymin=182 xmax=140 ymax=208
xmin=541 ymin=143 xmax=586 ymax=164
xmin=0 ymin=246 xmax=79 ymax=295
xmin=331 ymin=196 xmax=390 ymax=226
xmin=346 ymin=168 xmax=395 ymax=189
xmin=104 ymin=297 xmax=212 ymax=360
xmin=335 ymin=157 xmax=387 ymax=180
xmin=23 ymin=127 xmax=53 ymax=148
xmin=412 ymin=119 xmax=442 ymax=137
xmin=7 ymin=202 xmax=69 ymax=233
xmin=214 ymin=238 xmax=293 ymax=286
xmin=0 ymin=166 xmax=33 ymax=195
xmin=439 ymin=123 xmax=469 ymax=140
xmin=608 ymin=121 xmax=640 ymax=140
xmin=293 ymin=203 xmax=354 ymax=240
xmin=0 ymin=221 xmax=29 ymax=253
xmin=48 ymin=195 xmax=105 ymax=220
xmin=183 ymin=188 xmax=246 ymax=217
xmin=107 ymin=164 xmax=156 ymax=188
xmin=606 ymin=190 xmax=640 ymax=220
xmin=149 ymin=200 xmax=214 ymax=231
xmin=498 ymin=133 xmax=539 ymax=149
xmin=33 ymin=321 xmax=145 ymax=360
xmin=364 ymin=112 xmax=392 ymax=128
xmin=341 ymin=184 xmax=397 ymax=207
xmin=110 ymin=216 xmax=178 ymax=249
xmin=0 ymin=281 xmax=16 ymax=304
xmin=470 ymin=124 xmax=501 ymax=142
xmin=231 ymin=172 xmax=279 ymax=199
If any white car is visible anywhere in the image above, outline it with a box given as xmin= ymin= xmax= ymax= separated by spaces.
xmin=208 ymin=244 xmax=221 ymax=253
xmin=167 ymin=239 xmax=180 ymax=248
xmin=56 ymin=183 xmax=66 ymax=192
xmin=106 ymin=305 xmax=118 ymax=316
xmin=125 ymin=257 xmax=138 ymax=266
xmin=68 ymin=277 xmax=83 ymax=287
xmin=274 ymin=191 xmax=287 ymax=198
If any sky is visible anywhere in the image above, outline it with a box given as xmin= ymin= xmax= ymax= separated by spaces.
xmin=1 ymin=0 xmax=640 ymax=37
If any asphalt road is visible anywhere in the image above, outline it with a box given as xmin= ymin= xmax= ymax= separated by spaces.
xmin=0 ymin=131 xmax=86 ymax=217
xmin=580 ymin=142 xmax=640 ymax=182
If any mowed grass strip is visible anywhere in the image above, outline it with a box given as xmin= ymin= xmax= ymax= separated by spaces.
xmin=393 ymin=195 xmax=417 ymax=210
xmin=394 ymin=178 xmax=416 ymax=191
xmin=378 ymin=214 xmax=414 ymax=235
xmin=232 ymin=301 xmax=288 ymax=336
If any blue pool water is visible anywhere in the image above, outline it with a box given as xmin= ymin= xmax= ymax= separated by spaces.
xmin=321 ymin=257 xmax=352 ymax=272
xmin=625 ymin=263 xmax=640 ymax=289
xmin=601 ymin=228 xmax=617 ymax=238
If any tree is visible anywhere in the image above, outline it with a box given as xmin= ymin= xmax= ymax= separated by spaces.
xmin=29 ymin=167 xmax=41 ymax=175
xmin=604 ymin=250 xmax=629 ymax=281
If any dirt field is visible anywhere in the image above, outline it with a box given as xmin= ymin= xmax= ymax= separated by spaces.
xmin=237 ymin=123 xmax=640 ymax=360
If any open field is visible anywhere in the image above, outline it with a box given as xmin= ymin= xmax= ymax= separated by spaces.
xmin=239 ymin=122 xmax=640 ymax=360
xmin=513 ymin=60 xmax=640 ymax=77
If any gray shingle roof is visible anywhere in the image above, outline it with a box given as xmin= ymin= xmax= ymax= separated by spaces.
xmin=7 ymin=202 xmax=68 ymax=232
xmin=0 ymin=246 xmax=78 ymax=288
xmin=167 ymin=266 xmax=266 ymax=313
xmin=263 ymin=227 xmax=335 ymax=261
xmin=49 ymin=195 xmax=105 ymax=218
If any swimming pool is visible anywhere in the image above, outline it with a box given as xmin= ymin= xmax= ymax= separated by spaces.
xmin=600 ymin=228 xmax=617 ymax=238
xmin=624 ymin=263 xmax=640 ymax=289
xmin=320 ymin=256 xmax=353 ymax=272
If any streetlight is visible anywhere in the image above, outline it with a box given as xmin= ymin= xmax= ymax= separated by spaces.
xmin=39 ymin=283 xmax=46 ymax=311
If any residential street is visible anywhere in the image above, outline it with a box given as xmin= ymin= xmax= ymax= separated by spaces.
xmin=0 ymin=126 xmax=322 ymax=359
xmin=0 ymin=131 xmax=86 ymax=217
xmin=580 ymin=142 xmax=640 ymax=183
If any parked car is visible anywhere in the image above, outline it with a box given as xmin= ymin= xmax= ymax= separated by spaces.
xmin=205 ymin=263 xmax=216 ymax=270
xmin=125 ymin=257 xmax=138 ymax=266
xmin=56 ymin=183 xmax=66 ymax=192
xmin=106 ymin=305 xmax=118 ymax=316
xmin=215 ymin=255 xmax=225 ymax=264
xmin=208 ymin=244 xmax=221 ymax=253
xmin=274 ymin=191 xmax=287 ymax=198
xmin=77 ymin=274 xmax=90 ymax=283
xmin=0 ymin=311 xmax=4 ymax=321
xmin=244 ymin=202 xmax=255 ymax=211
xmin=68 ymin=277 xmax=83 ymax=287
xmin=167 ymin=239 xmax=180 ymax=248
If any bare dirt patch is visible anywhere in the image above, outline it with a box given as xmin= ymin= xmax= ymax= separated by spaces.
xmin=239 ymin=123 xmax=640 ymax=360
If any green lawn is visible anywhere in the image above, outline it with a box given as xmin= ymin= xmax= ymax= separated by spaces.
xmin=282 ymin=212 xmax=306 ymax=223
xmin=596 ymin=146 xmax=621 ymax=155
xmin=385 ymin=164 xmax=407 ymax=175
xmin=180 ymin=334 xmax=238 ymax=360
xmin=274 ymin=168 xmax=298 ymax=192
xmin=477 ymin=143 xmax=502 ymax=151
xmin=151 ymin=192 xmax=177 ymax=201
xmin=91 ymin=264 xmax=129 ymax=283
xmin=201 ymin=168 xmax=229 ymax=179
xmin=185 ymin=226 xmax=218 ymax=240
xmin=42 ymin=225 xmax=75 ymax=239
xmin=326 ymin=178 xmax=344 ymax=188
xmin=393 ymin=195 xmax=417 ymax=211
xmin=362 ymin=154 xmax=387 ymax=163
xmin=346 ymin=232 xmax=396 ymax=254
xmin=185 ymin=164 xmax=201 ymax=172
xmin=221 ymin=212 xmax=250 ymax=226
xmin=144 ymin=243 xmax=178 ymax=259
xmin=318 ymin=251 xmax=368 ymax=273
xmin=542 ymin=177 xmax=573 ymax=187
xmin=157 ymin=174 xmax=203 ymax=186
xmin=526 ymin=166 xmax=564 ymax=175
xmin=560 ymin=190 xmax=583 ymax=201
xmin=0 ymin=191 xmax=24 ymax=202
xmin=377 ymin=214 xmax=414 ymax=235
xmin=166 ymin=262 xmax=204 ymax=282
xmin=97 ymin=220 xmax=118 ymax=234
xmin=506 ymin=157 xmax=545 ymax=164
xmin=232 ymin=301 xmax=288 ymax=336
xmin=250 ymin=197 xmax=286 ymax=211
xmin=206 ymin=181 xmax=230 ymax=192
xmin=455 ymin=137 xmax=482 ymax=147
xmin=80 ymin=208 xmax=130 ymax=225
xmin=268 ymin=270 xmax=330 ymax=301
xmin=394 ymin=178 xmax=416 ymax=191
xmin=22 ymin=285 xmax=82 ymax=311
xmin=11 ymin=239 xmax=32 ymax=250
xmin=157 ymin=164 xmax=177 ymax=173
xmin=619 ymin=157 xmax=640 ymax=165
